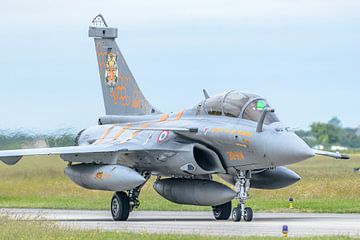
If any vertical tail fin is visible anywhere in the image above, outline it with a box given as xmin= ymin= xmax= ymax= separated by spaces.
xmin=89 ymin=14 xmax=160 ymax=116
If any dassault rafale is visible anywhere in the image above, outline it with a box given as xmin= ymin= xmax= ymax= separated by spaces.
xmin=0 ymin=15 xmax=349 ymax=222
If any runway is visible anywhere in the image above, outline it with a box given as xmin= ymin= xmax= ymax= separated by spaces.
xmin=1 ymin=208 xmax=360 ymax=237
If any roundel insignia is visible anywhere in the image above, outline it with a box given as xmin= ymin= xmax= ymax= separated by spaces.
xmin=157 ymin=130 xmax=170 ymax=143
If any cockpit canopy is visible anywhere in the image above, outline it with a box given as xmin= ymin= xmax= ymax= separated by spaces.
xmin=203 ymin=90 xmax=279 ymax=125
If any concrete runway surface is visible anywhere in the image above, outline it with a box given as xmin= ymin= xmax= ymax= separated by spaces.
xmin=1 ymin=208 xmax=360 ymax=237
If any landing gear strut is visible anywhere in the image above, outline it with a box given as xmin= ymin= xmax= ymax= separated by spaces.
xmin=128 ymin=186 xmax=141 ymax=211
xmin=232 ymin=170 xmax=253 ymax=222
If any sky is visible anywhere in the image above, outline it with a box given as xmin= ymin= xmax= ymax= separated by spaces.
xmin=0 ymin=0 xmax=359 ymax=131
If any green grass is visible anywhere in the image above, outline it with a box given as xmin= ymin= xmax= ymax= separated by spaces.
xmin=0 ymin=217 xmax=359 ymax=240
xmin=0 ymin=155 xmax=360 ymax=212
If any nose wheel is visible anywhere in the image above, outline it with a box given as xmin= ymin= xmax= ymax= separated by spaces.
xmin=243 ymin=207 xmax=253 ymax=221
xmin=232 ymin=170 xmax=253 ymax=222
xmin=231 ymin=206 xmax=242 ymax=222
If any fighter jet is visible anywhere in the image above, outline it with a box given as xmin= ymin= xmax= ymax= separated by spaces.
xmin=0 ymin=14 xmax=349 ymax=222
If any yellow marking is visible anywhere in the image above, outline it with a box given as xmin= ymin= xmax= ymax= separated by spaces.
xmin=211 ymin=128 xmax=252 ymax=137
xmin=237 ymin=130 xmax=252 ymax=137
xmin=112 ymin=124 xmax=132 ymax=141
xmin=226 ymin=151 xmax=245 ymax=161
xmin=96 ymin=125 xmax=116 ymax=144
xmin=160 ymin=114 xmax=169 ymax=122
xmin=174 ymin=111 xmax=184 ymax=120
xmin=212 ymin=128 xmax=223 ymax=133
xmin=235 ymin=143 xmax=248 ymax=148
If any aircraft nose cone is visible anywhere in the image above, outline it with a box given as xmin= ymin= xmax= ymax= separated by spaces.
xmin=266 ymin=132 xmax=315 ymax=165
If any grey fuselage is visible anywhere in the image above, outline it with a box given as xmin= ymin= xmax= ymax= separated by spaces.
xmin=74 ymin=93 xmax=314 ymax=178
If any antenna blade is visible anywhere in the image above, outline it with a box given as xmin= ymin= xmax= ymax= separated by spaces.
xmin=203 ymin=89 xmax=210 ymax=99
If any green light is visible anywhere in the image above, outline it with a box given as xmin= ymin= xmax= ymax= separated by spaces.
xmin=256 ymin=100 xmax=266 ymax=110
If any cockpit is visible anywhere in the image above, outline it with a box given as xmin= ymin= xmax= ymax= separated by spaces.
xmin=202 ymin=90 xmax=279 ymax=125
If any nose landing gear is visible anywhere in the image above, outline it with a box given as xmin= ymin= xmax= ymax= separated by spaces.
xmin=232 ymin=170 xmax=253 ymax=222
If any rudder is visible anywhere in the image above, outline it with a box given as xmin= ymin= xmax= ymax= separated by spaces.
xmin=89 ymin=14 xmax=160 ymax=116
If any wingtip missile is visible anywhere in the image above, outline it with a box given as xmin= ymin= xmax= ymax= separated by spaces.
xmin=313 ymin=149 xmax=350 ymax=160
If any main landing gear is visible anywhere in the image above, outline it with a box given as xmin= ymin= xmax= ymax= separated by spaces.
xmin=212 ymin=170 xmax=253 ymax=222
xmin=111 ymin=186 xmax=142 ymax=221
xmin=111 ymin=191 xmax=130 ymax=221
xmin=212 ymin=201 xmax=232 ymax=220
xmin=111 ymin=173 xmax=150 ymax=221
xmin=232 ymin=170 xmax=253 ymax=222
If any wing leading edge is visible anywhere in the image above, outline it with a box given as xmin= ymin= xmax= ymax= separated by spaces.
xmin=0 ymin=144 xmax=125 ymax=165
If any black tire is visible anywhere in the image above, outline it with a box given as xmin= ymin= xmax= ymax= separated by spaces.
xmin=111 ymin=192 xmax=130 ymax=221
xmin=244 ymin=207 xmax=253 ymax=222
xmin=232 ymin=207 xmax=242 ymax=222
xmin=212 ymin=201 xmax=232 ymax=220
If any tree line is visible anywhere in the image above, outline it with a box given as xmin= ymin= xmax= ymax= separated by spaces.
xmin=0 ymin=129 xmax=76 ymax=150
xmin=296 ymin=117 xmax=360 ymax=149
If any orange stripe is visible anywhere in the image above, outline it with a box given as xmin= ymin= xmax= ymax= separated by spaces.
xmin=131 ymin=123 xmax=150 ymax=138
xmin=112 ymin=124 xmax=132 ymax=141
xmin=174 ymin=111 xmax=184 ymax=120
xmin=159 ymin=114 xmax=169 ymax=122
xmin=96 ymin=125 xmax=116 ymax=144
xmin=120 ymin=123 xmax=150 ymax=143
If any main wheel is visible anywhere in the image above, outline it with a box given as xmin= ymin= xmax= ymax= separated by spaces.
xmin=212 ymin=201 xmax=232 ymax=220
xmin=232 ymin=207 xmax=242 ymax=222
xmin=111 ymin=192 xmax=130 ymax=221
xmin=243 ymin=207 xmax=253 ymax=222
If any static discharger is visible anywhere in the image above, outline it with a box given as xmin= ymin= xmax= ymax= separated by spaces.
xmin=289 ymin=197 xmax=294 ymax=209
xmin=282 ymin=225 xmax=289 ymax=238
